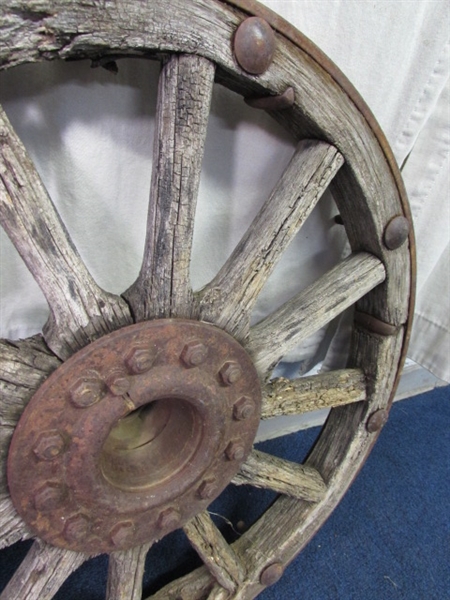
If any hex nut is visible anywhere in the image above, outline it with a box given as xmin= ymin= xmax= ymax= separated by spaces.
xmin=197 ymin=478 xmax=218 ymax=500
xmin=220 ymin=361 xmax=243 ymax=386
xmin=34 ymin=482 xmax=66 ymax=512
xmin=158 ymin=508 xmax=181 ymax=530
xmin=233 ymin=17 xmax=276 ymax=75
xmin=233 ymin=396 xmax=256 ymax=421
xmin=69 ymin=374 xmax=104 ymax=408
xmin=106 ymin=370 xmax=130 ymax=396
xmin=63 ymin=514 xmax=90 ymax=543
xmin=225 ymin=441 xmax=246 ymax=461
xmin=125 ymin=347 xmax=155 ymax=374
xmin=260 ymin=562 xmax=284 ymax=586
xmin=33 ymin=430 xmax=65 ymax=461
xmin=110 ymin=520 xmax=135 ymax=547
xmin=180 ymin=341 xmax=208 ymax=367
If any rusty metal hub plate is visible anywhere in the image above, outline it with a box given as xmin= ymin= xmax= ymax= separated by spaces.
xmin=7 ymin=319 xmax=261 ymax=553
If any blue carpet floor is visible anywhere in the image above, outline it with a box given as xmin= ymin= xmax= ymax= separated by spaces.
xmin=1 ymin=385 xmax=449 ymax=599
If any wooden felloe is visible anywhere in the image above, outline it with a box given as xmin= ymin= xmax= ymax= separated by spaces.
xmin=0 ymin=1 xmax=414 ymax=598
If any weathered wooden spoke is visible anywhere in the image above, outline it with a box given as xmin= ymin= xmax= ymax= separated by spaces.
xmin=198 ymin=140 xmax=344 ymax=340
xmin=261 ymin=368 xmax=367 ymax=419
xmin=124 ymin=54 xmax=215 ymax=321
xmin=106 ymin=543 xmax=152 ymax=600
xmin=248 ymin=252 xmax=386 ymax=376
xmin=183 ymin=511 xmax=246 ymax=593
xmin=0 ymin=107 xmax=132 ymax=360
xmin=0 ymin=540 xmax=87 ymax=600
xmin=0 ymin=1 xmax=413 ymax=599
xmin=0 ymin=336 xmax=60 ymax=549
xmin=232 ymin=450 xmax=327 ymax=502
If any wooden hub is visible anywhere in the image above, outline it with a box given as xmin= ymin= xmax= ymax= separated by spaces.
xmin=7 ymin=320 xmax=261 ymax=553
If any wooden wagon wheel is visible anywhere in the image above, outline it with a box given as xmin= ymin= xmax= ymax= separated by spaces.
xmin=0 ymin=1 xmax=415 ymax=598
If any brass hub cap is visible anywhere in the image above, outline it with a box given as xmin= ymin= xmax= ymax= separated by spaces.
xmin=7 ymin=319 xmax=261 ymax=553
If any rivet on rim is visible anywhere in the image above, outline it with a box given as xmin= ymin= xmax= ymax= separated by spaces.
xmin=225 ymin=441 xmax=246 ymax=461
xmin=233 ymin=16 xmax=276 ymax=75
xmin=366 ymin=409 xmax=389 ymax=433
xmin=180 ymin=341 xmax=208 ymax=367
xmin=260 ymin=562 xmax=284 ymax=586
xmin=220 ymin=361 xmax=242 ymax=386
xmin=69 ymin=373 xmax=104 ymax=408
xmin=33 ymin=430 xmax=65 ymax=461
xmin=233 ymin=396 xmax=256 ymax=421
xmin=383 ymin=215 xmax=410 ymax=250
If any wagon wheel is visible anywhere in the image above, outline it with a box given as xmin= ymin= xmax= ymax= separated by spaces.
xmin=0 ymin=1 xmax=414 ymax=599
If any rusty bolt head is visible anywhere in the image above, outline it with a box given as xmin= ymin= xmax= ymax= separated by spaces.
xmin=233 ymin=17 xmax=276 ymax=75
xmin=64 ymin=514 xmax=90 ymax=543
xmin=233 ymin=396 xmax=256 ymax=421
xmin=110 ymin=520 xmax=135 ymax=547
xmin=260 ymin=562 xmax=284 ymax=586
xmin=33 ymin=430 xmax=65 ymax=461
xmin=197 ymin=478 xmax=218 ymax=500
xmin=69 ymin=374 xmax=104 ymax=408
xmin=34 ymin=482 xmax=66 ymax=512
xmin=225 ymin=441 xmax=246 ymax=461
xmin=158 ymin=508 xmax=181 ymax=530
xmin=125 ymin=347 xmax=155 ymax=374
xmin=384 ymin=215 xmax=410 ymax=250
xmin=106 ymin=370 xmax=130 ymax=396
xmin=181 ymin=341 xmax=208 ymax=368
xmin=366 ymin=409 xmax=389 ymax=433
xmin=220 ymin=361 xmax=242 ymax=386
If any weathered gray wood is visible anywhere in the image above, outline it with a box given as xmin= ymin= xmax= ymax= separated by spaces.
xmin=0 ymin=3 xmax=413 ymax=599
xmin=207 ymin=586 xmax=230 ymax=600
xmin=248 ymin=252 xmax=386 ymax=376
xmin=0 ymin=0 xmax=411 ymax=330
xmin=106 ymin=543 xmax=152 ymax=600
xmin=183 ymin=511 xmax=245 ymax=593
xmin=147 ymin=564 xmax=212 ymax=600
xmin=0 ymin=335 xmax=60 ymax=427
xmin=261 ymin=369 xmax=366 ymax=419
xmin=0 ymin=107 xmax=132 ymax=360
xmin=0 ymin=539 xmax=87 ymax=600
xmin=232 ymin=450 xmax=327 ymax=502
xmin=0 ymin=493 xmax=31 ymax=550
xmin=198 ymin=140 xmax=344 ymax=340
xmin=150 ymin=328 xmax=405 ymax=599
xmin=124 ymin=53 xmax=215 ymax=321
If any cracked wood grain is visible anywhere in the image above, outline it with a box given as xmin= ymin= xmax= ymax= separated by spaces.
xmin=261 ymin=368 xmax=366 ymax=419
xmin=124 ymin=53 xmax=215 ymax=321
xmin=0 ymin=540 xmax=88 ymax=600
xmin=0 ymin=106 xmax=132 ymax=360
xmin=183 ymin=511 xmax=245 ymax=593
xmin=232 ymin=450 xmax=327 ymax=502
xmin=106 ymin=543 xmax=152 ymax=600
xmin=198 ymin=140 xmax=344 ymax=341
xmin=248 ymin=252 xmax=386 ymax=376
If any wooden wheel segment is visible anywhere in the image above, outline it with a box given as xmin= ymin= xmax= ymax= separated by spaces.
xmin=0 ymin=1 xmax=414 ymax=599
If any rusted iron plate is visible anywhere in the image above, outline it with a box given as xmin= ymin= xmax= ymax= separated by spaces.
xmin=7 ymin=319 xmax=261 ymax=554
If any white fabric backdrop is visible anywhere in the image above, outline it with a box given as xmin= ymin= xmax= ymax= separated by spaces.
xmin=0 ymin=0 xmax=449 ymax=381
